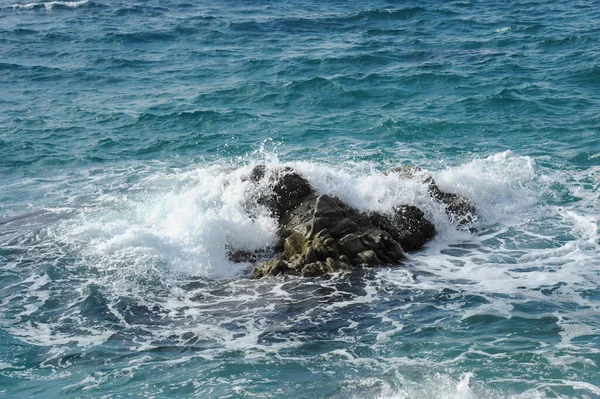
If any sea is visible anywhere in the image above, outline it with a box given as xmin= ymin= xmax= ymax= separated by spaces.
xmin=1 ymin=0 xmax=599 ymax=398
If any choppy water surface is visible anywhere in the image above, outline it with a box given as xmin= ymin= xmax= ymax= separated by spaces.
xmin=1 ymin=1 xmax=599 ymax=398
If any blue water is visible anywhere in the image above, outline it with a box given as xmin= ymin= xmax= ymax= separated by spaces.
xmin=1 ymin=0 xmax=599 ymax=397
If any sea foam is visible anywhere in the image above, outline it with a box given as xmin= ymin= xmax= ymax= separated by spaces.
xmin=10 ymin=0 xmax=88 ymax=10
xmin=49 ymin=150 xmax=593 ymax=286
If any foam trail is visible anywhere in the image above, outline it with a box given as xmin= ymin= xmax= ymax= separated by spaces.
xmin=356 ymin=372 xmax=551 ymax=399
xmin=562 ymin=209 xmax=598 ymax=245
xmin=10 ymin=0 xmax=88 ymax=10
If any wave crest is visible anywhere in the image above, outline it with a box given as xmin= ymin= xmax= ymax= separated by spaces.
xmin=10 ymin=0 xmax=88 ymax=10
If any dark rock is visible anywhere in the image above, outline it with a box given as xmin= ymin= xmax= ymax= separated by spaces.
xmin=237 ymin=165 xmax=474 ymax=279
xmin=428 ymin=184 xmax=476 ymax=224
xmin=253 ymin=256 xmax=290 ymax=279
xmin=338 ymin=233 xmax=365 ymax=255
xmin=253 ymin=194 xmax=407 ymax=278
xmin=357 ymin=250 xmax=379 ymax=265
xmin=227 ymin=249 xmax=260 ymax=263
xmin=368 ymin=205 xmax=436 ymax=252
xmin=248 ymin=164 xmax=267 ymax=182
xmin=227 ymin=247 xmax=275 ymax=264
xmin=249 ymin=165 xmax=314 ymax=221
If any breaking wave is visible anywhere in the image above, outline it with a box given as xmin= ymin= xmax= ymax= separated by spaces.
xmin=1 ymin=150 xmax=599 ymax=398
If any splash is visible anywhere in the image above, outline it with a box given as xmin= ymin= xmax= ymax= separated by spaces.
xmin=38 ymin=149 xmax=597 ymax=287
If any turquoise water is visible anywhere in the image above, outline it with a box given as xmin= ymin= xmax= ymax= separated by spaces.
xmin=1 ymin=0 xmax=599 ymax=397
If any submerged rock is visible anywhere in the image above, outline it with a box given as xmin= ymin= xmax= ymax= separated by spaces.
xmin=233 ymin=164 xmax=475 ymax=278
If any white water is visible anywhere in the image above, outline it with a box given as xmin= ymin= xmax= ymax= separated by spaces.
xmin=357 ymin=371 xmax=600 ymax=399
xmin=2 ymin=150 xmax=599 ymax=398
xmin=10 ymin=1 xmax=88 ymax=10
xmin=35 ymin=150 xmax=596 ymax=292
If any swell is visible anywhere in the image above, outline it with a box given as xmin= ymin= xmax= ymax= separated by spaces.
xmin=226 ymin=6 xmax=451 ymax=34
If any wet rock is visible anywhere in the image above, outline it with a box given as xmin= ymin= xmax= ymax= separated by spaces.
xmin=248 ymin=164 xmax=267 ymax=182
xmin=253 ymin=256 xmax=289 ymax=279
xmin=249 ymin=165 xmax=313 ymax=221
xmin=368 ymin=205 xmax=436 ymax=252
xmin=357 ymin=250 xmax=379 ymax=265
xmin=428 ymin=184 xmax=476 ymax=224
xmin=234 ymin=165 xmax=473 ymax=279
xmin=253 ymin=193 xmax=407 ymax=278
xmin=227 ymin=248 xmax=275 ymax=264
xmin=227 ymin=249 xmax=260 ymax=263
xmin=338 ymin=233 xmax=365 ymax=255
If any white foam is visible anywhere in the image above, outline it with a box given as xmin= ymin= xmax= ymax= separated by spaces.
xmin=376 ymin=321 xmax=404 ymax=343
xmin=61 ymin=374 xmax=104 ymax=392
xmin=372 ymin=151 xmax=600 ymax=301
xmin=562 ymin=209 xmax=598 ymax=245
xmin=433 ymin=150 xmax=538 ymax=225
xmin=57 ymin=164 xmax=279 ymax=279
xmin=355 ymin=372 xmax=549 ymax=399
xmin=10 ymin=0 xmax=88 ymax=10
xmin=43 ymin=149 xmax=599 ymax=296
xmin=52 ymin=160 xmax=437 ymax=283
xmin=7 ymin=320 xmax=112 ymax=349
xmin=3 ymin=150 xmax=599 ymax=398
xmin=494 ymin=27 xmax=511 ymax=34
xmin=18 ymin=150 xmax=597 ymax=357
xmin=0 ymin=362 xmax=24 ymax=370
xmin=560 ymin=380 xmax=600 ymax=396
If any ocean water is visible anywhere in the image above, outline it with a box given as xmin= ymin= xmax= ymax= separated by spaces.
xmin=1 ymin=0 xmax=599 ymax=397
